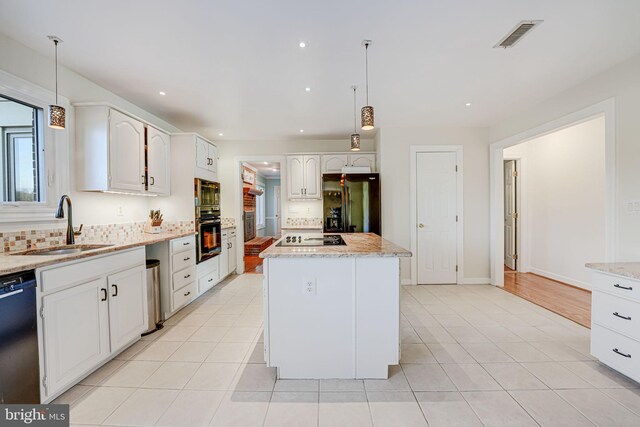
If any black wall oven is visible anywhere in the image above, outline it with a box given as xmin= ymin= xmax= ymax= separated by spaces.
xmin=195 ymin=178 xmax=221 ymax=263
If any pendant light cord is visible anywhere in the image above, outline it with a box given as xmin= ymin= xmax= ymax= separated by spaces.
xmin=364 ymin=43 xmax=369 ymax=105
xmin=353 ymin=86 xmax=357 ymax=132
xmin=54 ymin=40 xmax=59 ymax=104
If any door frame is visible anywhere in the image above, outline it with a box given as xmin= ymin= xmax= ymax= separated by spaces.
xmin=233 ymin=155 xmax=286 ymax=274
xmin=489 ymin=98 xmax=616 ymax=287
xmin=410 ymin=145 xmax=464 ymax=285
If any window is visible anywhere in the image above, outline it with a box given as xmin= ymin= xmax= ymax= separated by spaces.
xmin=1 ymin=95 xmax=44 ymax=203
xmin=256 ymin=183 xmax=266 ymax=229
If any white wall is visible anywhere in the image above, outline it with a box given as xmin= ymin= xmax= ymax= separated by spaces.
xmin=503 ymin=117 xmax=605 ymax=289
xmin=491 ymin=53 xmax=640 ymax=263
xmin=377 ymin=127 xmax=491 ymax=283
xmin=216 ymin=139 xmax=375 ymax=221
xmin=0 ymin=33 xmax=181 ymax=228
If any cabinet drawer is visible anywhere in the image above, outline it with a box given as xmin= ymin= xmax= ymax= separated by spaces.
xmin=198 ymin=270 xmax=219 ymax=295
xmin=229 ymin=228 xmax=236 ymax=237
xmin=592 ymin=271 xmax=640 ymax=302
xmin=173 ymin=266 xmax=196 ymax=291
xmin=172 ymin=249 xmax=196 ymax=271
xmin=171 ymin=236 xmax=195 ymax=253
xmin=593 ymin=291 xmax=640 ymax=341
xmin=173 ymin=281 xmax=196 ymax=309
xmin=592 ymin=324 xmax=640 ymax=382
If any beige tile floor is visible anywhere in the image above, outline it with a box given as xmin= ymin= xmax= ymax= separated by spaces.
xmin=56 ymin=274 xmax=640 ymax=426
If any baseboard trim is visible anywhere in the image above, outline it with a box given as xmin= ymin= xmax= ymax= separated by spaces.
xmin=401 ymin=279 xmax=413 ymax=286
xmin=461 ymin=278 xmax=491 ymax=285
xmin=528 ymin=267 xmax=591 ymax=291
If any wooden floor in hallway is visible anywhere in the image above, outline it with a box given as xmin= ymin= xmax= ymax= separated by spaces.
xmin=244 ymin=255 xmax=263 ymax=274
xmin=503 ymin=272 xmax=592 ymax=328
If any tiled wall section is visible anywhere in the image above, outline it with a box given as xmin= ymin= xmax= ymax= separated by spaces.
xmin=1 ymin=221 xmax=195 ymax=253
xmin=221 ymin=217 xmax=236 ymax=228
xmin=285 ymin=217 xmax=323 ymax=227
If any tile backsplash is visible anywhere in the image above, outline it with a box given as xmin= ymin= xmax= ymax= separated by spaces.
xmin=1 ymin=220 xmax=195 ymax=253
xmin=221 ymin=217 xmax=236 ymax=228
xmin=285 ymin=217 xmax=323 ymax=227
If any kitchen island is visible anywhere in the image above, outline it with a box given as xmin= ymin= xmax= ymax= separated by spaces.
xmin=259 ymin=233 xmax=411 ymax=379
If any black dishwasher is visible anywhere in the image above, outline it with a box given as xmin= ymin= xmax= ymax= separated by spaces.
xmin=0 ymin=270 xmax=40 ymax=403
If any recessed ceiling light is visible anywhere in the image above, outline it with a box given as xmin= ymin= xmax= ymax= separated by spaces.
xmin=218 ymin=132 xmax=224 ymax=136
xmin=272 ymin=168 xmax=278 ymax=172
xmin=299 ymin=129 xmax=304 ymax=133
xmin=263 ymin=162 xmax=268 ymax=165
xmin=305 ymin=87 xmax=311 ymax=92
xmin=159 ymin=91 xmax=166 ymax=96
xmin=299 ymin=41 xmax=306 ymax=48
xmin=465 ymin=102 xmax=472 ymax=107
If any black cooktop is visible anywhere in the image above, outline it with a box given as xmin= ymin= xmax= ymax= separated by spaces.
xmin=276 ymin=234 xmax=346 ymax=247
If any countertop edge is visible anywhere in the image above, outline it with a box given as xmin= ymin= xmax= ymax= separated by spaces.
xmin=586 ymin=262 xmax=640 ymax=280
xmin=0 ymin=231 xmax=196 ymax=276
xmin=261 ymin=252 xmax=412 ymax=259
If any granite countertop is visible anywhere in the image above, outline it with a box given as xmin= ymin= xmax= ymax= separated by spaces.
xmin=260 ymin=233 xmax=412 ymax=258
xmin=0 ymin=231 xmax=196 ymax=275
xmin=586 ymin=262 xmax=640 ymax=280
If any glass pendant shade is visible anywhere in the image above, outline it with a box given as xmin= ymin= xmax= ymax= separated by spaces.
xmin=361 ymin=105 xmax=374 ymax=130
xmin=350 ymin=133 xmax=361 ymax=151
xmin=48 ymin=104 xmax=65 ymax=129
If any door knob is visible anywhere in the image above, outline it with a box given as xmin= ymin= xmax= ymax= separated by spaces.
xmin=418 ymin=223 xmax=424 ymax=228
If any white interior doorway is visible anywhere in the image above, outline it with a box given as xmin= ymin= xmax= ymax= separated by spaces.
xmin=503 ymin=159 xmax=519 ymax=271
xmin=410 ymin=145 xmax=464 ymax=285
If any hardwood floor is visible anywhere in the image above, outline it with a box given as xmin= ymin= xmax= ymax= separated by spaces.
xmin=244 ymin=255 xmax=263 ymax=274
xmin=503 ymin=272 xmax=591 ymax=328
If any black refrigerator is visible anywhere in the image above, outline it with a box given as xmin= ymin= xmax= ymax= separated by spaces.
xmin=322 ymin=173 xmax=381 ymax=234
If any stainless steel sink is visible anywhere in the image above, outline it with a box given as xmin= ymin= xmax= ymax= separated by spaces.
xmin=15 ymin=244 xmax=113 ymax=256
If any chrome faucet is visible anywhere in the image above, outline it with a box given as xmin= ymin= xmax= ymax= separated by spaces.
xmin=55 ymin=195 xmax=83 ymax=244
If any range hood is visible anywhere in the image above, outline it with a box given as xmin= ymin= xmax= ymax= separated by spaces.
xmin=247 ymin=187 xmax=263 ymax=196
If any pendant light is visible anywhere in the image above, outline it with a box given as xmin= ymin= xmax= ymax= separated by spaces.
xmin=47 ymin=36 xmax=65 ymax=130
xmin=350 ymin=85 xmax=361 ymax=151
xmin=361 ymin=40 xmax=374 ymax=130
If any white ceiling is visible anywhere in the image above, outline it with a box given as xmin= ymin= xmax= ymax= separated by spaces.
xmin=1 ymin=0 xmax=640 ymax=141
xmin=246 ymin=162 xmax=281 ymax=179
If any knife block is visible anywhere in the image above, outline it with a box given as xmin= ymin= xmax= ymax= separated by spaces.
xmin=144 ymin=218 xmax=163 ymax=234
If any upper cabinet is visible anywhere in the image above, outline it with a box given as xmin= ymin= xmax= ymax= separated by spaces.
xmin=321 ymin=153 xmax=376 ymax=173
xmin=195 ymin=136 xmax=218 ymax=182
xmin=287 ymin=155 xmax=320 ymax=200
xmin=147 ymin=126 xmax=171 ymax=195
xmin=75 ymin=105 xmax=171 ymax=195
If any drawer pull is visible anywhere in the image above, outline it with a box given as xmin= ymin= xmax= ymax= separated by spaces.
xmin=614 ymin=284 xmax=633 ymax=291
xmin=208 ymin=278 xmax=214 ymax=282
xmin=183 ymin=242 xmax=190 ymax=246
xmin=184 ymin=291 xmax=191 ymax=297
xmin=613 ymin=348 xmax=632 ymax=358
xmin=183 ymin=257 xmax=191 ymax=261
xmin=613 ymin=312 xmax=632 ymax=321
xmin=184 ymin=274 xmax=191 ymax=279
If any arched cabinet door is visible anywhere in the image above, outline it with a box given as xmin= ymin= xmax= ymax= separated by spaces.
xmin=109 ymin=109 xmax=145 ymax=192
xmin=147 ymin=127 xmax=171 ymax=195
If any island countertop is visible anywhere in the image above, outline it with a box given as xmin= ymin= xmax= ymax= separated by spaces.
xmin=259 ymin=233 xmax=411 ymax=258
xmin=586 ymin=262 xmax=640 ymax=280
xmin=0 ymin=231 xmax=196 ymax=275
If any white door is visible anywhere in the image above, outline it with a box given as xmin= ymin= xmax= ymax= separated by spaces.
xmin=349 ymin=153 xmax=376 ymax=171
xmin=416 ymin=152 xmax=458 ymax=284
xmin=322 ymin=154 xmax=349 ymax=173
xmin=275 ymin=186 xmax=282 ymax=237
xmin=219 ymin=235 xmax=230 ymax=279
xmin=228 ymin=235 xmax=237 ymax=274
xmin=107 ymin=266 xmax=147 ymax=353
xmin=42 ymin=278 xmax=110 ymax=397
xmin=147 ymin=127 xmax=171 ymax=195
xmin=287 ymin=155 xmax=304 ymax=198
xmin=109 ymin=109 xmax=145 ymax=192
xmin=303 ymin=155 xmax=321 ymax=198
xmin=195 ymin=137 xmax=209 ymax=171
xmin=504 ymin=160 xmax=517 ymax=270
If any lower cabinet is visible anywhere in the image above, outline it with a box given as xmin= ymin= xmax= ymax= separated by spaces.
xmin=38 ymin=248 xmax=147 ymax=401
xmin=220 ymin=232 xmax=230 ymax=279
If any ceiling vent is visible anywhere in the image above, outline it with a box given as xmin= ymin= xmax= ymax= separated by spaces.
xmin=494 ymin=20 xmax=543 ymax=48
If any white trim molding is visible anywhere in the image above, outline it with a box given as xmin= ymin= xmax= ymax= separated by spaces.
xmin=409 ymin=145 xmax=464 ymax=285
xmin=489 ymin=98 xmax=616 ymax=287
xmin=461 ymin=278 xmax=492 ymax=285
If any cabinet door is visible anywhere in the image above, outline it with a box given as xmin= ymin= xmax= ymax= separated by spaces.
xmin=287 ymin=156 xmax=305 ymax=199
xmin=228 ymin=235 xmax=237 ymax=274
xmin=195 ymin=137 xmax=210 ymax=171
xmin=147 ymin=127 xmax=171 ymax=195
xmin=208 ymin=143 xmax=218 ymax=174
xmin=303 ymin=155 xmax=321 ymax=199
xmin=219 ymin=236 xmax=229 ymax=279
xmin=109 ymin=109 xmax=145 ymax=192
xmin=42 ymin=278 xmax=109 ymax=398
xmin=349 ymin=153 xmax=376 ymax=171
xmin=322 ymin=154 xmax=349 ymax=173
xmin=107 ymin=265 xmax=147 ymax=354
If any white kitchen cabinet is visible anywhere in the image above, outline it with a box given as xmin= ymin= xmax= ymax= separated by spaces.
xmin=287 ymin=155 xmax=320 ymax=199
xmin=147 ymin=126 xmax=171 ymax=195
xmin=75 ymin=105 xmax=171 ymax=195
xmin=107 ymin=265 xmax=147 ymax=354
xmin=349 ymin=153 xmax=376 ymax=171
xmin=219 ymin=230 xmax=230 ymax=279
xmin=41 ymin=278 xmax=110 ymax=399
xmin=195 ymin=136 xmax=219 ymax=182
xmin=228 ymin=228 xmax=237 ymax=274
xmin=322 ymin=154 xmax=349 ymax=173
